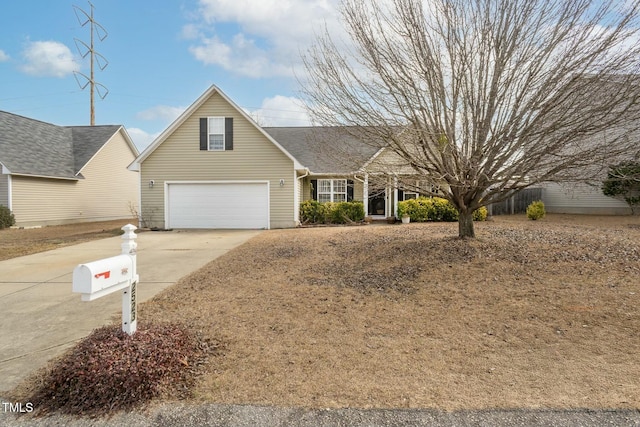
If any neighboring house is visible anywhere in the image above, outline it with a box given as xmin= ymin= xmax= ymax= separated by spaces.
xmin=0 ymin=111 xmax=139 ymax=227
xmin=542 ymin=182 xmax=631 ymax=215
xmin=129 ymin=85 xmax=634 ymax=230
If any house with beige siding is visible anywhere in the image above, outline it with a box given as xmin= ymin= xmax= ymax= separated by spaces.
xmin=0 ymin=111 xmax=139 ymax=227
xmin=130 ymin=85 xmax=304 ymax=229
xmin=542 ymin=182 xmax=632 ymax=215
xmin=130 ymin=85 xmax=444 ymax=230
xmin=130 ymin=85 xmax=635 ymax=230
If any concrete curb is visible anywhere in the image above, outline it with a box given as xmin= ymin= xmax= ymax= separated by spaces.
xmin=1 ymin=403 xmax=640 ymax=427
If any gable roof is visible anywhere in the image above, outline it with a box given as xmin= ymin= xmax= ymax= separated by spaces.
xmin=130 ymin=85 xmax=303 ymax=170
xmin=0 ymin=111 xmax=136 ymax=180
xmin=263 ymin=126 xmax=383 ymax=174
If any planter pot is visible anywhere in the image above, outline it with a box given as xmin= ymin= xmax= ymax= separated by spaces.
xmin=401 ymin=216 xmax=410 ymax=224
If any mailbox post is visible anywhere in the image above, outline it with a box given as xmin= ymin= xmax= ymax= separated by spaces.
xmin=120 ymin=224 xmax=138 ymax=335
xmin=72 ymin=224 xmax=140 ymax=335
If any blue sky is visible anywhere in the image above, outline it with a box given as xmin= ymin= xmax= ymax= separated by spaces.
xmin=0 ymin=0 xmax=341 ymax=150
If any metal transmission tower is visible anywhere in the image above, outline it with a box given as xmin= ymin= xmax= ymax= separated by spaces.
xmin=73 ymin=1 xmax=108 ymax=126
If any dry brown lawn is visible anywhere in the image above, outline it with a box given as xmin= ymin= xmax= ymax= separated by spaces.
xmin=5 ymin=214 xmax=639 ymax=411
xmin=0 ymin=219 xmax=135 ymax=261
xmin=137 ymin=214 xmax=640 ymax=410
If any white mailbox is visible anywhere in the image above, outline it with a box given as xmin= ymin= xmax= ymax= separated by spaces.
xmin=72 ymin=254 xmax=134 ymax=301
xmin=72 ymin=223 xmax=140 ymax=335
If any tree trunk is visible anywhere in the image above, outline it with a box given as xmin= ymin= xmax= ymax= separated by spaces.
xmin=458 ymin=210 xmax=475 ymax=238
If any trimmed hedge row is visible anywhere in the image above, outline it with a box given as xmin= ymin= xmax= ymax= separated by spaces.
xmin=397 ymin=197 xmax=488 ymax=222
xmin=300 ymin=200 xmax=365 ymax=224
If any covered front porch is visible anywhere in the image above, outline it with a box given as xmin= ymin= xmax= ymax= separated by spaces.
xmin=300 ymin=173 xmax=421 ymax=220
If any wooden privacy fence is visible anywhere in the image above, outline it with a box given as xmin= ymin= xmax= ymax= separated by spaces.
xmin=489 ymin=187 xmax=543 ymax=215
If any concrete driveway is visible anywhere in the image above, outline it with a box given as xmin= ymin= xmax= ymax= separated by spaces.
xmin=0 ymin=228 xmax=261 ymax=394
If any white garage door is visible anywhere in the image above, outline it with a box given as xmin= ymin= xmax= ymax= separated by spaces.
xmin=167 ymin=182 xmax=269 ymax=229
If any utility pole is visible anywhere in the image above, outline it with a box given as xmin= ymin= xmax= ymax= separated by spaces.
xmin=73 ymin=1 xmax=108 ymax=126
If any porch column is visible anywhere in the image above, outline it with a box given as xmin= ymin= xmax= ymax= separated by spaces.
xmin=393 ymin=176 xmax=398 ymax=218
xmin=363 ymin=174 xmax=369 ymax=217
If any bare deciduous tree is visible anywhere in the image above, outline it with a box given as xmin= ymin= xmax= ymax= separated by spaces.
xmin=302 ymin=0 xmax=640 ymax=237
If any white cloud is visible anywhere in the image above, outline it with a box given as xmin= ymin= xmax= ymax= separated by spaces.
xmin=127 ymin=127 xmax=161 ymax=152
xmin=180 ymin=23 xmax=201 ymax=40
xmin=136 ymin=105 xmax=186 ymax=122
xmin=20 ymin=41 xmax=79 ymax=77
xmin=189 ymin=35 xmax=233 ymax=68
xmin=189 ymin=34 xmax=293 ymax=78
xmin=0 ymin=50 xmax=9 ymax=62
xmin=185 ymin=0 xmax=343 ymax=78
xmin=248 ymin=95 xmax=311 ymax=127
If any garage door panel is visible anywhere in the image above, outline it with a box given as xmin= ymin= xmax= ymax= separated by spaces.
xmin=167 ymin=183 xmax=268 ymax=229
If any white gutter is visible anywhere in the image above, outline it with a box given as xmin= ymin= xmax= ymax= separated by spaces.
xmin=7 ymin=174 xmax=12 ymax=210
xmin=352 ymin=173 xmax=368 ymax=216
xmin=295 ymin=168 xmax=310 ymax=225
xmin=8 ymin=172 xmax=81 ymax=181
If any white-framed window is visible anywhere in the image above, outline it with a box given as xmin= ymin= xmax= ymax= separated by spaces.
xmin=208 ymin=117 xmax=225 ymax=151
xmin=417 ymin=180 xmax=441 ymax=196
xmin=318 ymin=179 xmax=347 ymax=203
xmin=403 ymin=192 xmax=418 ymax=200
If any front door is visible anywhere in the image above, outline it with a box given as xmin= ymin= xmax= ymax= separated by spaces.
xmin=368 ymin=187 xmax=386 ymax=216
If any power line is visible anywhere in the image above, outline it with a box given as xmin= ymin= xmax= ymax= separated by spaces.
xmin=73 ymin=1 xmax=108 ymax=126
xmin=0 ymin=90 xmax=82 ymax=102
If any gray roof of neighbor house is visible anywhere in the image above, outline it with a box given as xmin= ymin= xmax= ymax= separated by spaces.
xmin=263 ymin=126 xmax=382 ymax=174
xmin=0 ymin=111 xmax=124 ymax=179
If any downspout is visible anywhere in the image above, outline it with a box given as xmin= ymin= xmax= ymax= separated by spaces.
xmin=137 ymin=164 xmax=143 ymax=228
xmin=2 ymin=164 xmax=13 ymax=211
xmin=295 ymin=168 xmax=310 ymax=225
xmin=352 ymin=173 xmax=368 ymax=217
xmin=7 ymin=174 xmax=12 ymax=211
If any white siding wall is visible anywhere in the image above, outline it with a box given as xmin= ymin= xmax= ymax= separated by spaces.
xmin=141 ymin=92 xmax=295 ymax=229
xmin=543 ymin=182 xmax=631 ymax=215
xmin=11 ymin=131 xmax=139 ymax=226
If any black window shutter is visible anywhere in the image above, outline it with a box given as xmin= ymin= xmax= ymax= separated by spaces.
xmin=347 ymin=179 xmax=354 ymax=202
xmin=225 ymin=117 xmax=233 ymax=150
xmin=311 ymin=179 xmax=318 ymax=200
xmin=398 ymin=189 xmax=404 ymax=201
xmin=199 ymin=118 xmax=208 ymax=150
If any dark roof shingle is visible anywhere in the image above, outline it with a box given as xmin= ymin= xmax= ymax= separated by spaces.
xmin=263 ymin=126 xmax=381 ymax=174
xmin=0 ymin=111 xmax=121 ymax=179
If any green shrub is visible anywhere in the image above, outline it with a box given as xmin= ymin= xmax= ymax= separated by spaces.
xmin=398 ymin=198 xmax=487 ymax=222
xmin=432 ymin=197 xmax=459 ymax=221
xmin=398 ymin=198 xmax=427 ymax=221
xmin=526 ymin=200 xmax=546 ymax=220
xmin=326 ymin=201 xmax=365 ymax=223
xmin=602 ymin=162 xmax=640 ymax=214
xmin=397 ymin=200 xmax=410 ymax=218
xmin=473 ymin=206 xmax=488 ymax=221
xmin=343 ymin=201 xmax=365 ymax=222
xmin=300 ymin=200 xmax=364 ymax=224
xmin=0 ymin=205 xmax=15 ymax=229
xmin=300 ymin=200 xmax=326 ymax=224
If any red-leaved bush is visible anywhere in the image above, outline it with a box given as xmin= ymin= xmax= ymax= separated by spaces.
xmin=28 ymin=322 xmax=221 ymax=416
